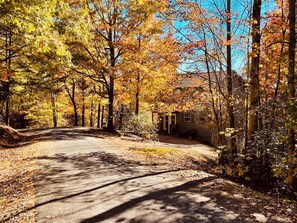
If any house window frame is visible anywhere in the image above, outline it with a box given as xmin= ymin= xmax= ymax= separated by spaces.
xmin=184 ymin=112 xmax=192 ymax=122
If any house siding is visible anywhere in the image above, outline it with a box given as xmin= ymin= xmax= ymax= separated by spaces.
xmin=173 ymin=112 xmax=215 ymax=146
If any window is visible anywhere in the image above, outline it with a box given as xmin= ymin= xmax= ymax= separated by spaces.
xmin=184 ymin=112 xmax=192 ymax=122
xmin=171 ymin=114 xmax=176 ymax=125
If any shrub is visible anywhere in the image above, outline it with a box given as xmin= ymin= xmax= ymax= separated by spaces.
xmin=219 ymin=127 xmax=287 ymax=189
xmin=124 ymin=113 xmax=157 ymax=140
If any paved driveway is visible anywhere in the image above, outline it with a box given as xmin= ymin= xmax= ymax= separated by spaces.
xmin=2 ymin=128 xmax=293 ymax=223
xmin=32 ymin=129 xmax=218 ymax=223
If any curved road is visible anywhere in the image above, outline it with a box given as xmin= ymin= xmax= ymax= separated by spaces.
xmin=4 ymin=128 xmax=292 ymax=223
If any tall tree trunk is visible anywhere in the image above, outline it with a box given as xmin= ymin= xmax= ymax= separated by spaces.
xmin=244 ymin=2 xmax=252 ymax=151
xmin=5 ymin=29 xmax=12 ymax=126
xmin=135 ymin=37 xmax=141 ymax=115
xmin=5 ymin=82 xmax=10 ymax=126
xmin=97 ymin=104 xmax=101 ymax=128
xmin=248 ymin=0 xmax=262 ymax=146
xmin=72 ymin=81 xmax=78 ymax=126
xmin=203 ymin=30 xmax=223 ymax=146
xmin=119 ymin=104 xmax=124 ymax=130
xmin=274 ymin=0 xmax=285 ymax=101
xmin=226 ymin=0 xmax=236 ymax=156
xmin=271 ymin=0 xmax=285 ymax=130
xmin=287 ymin=0 xmax=296 ymax=191
xmin=65 ymin=80 xmax=78 ymax=126
xmin=135 ymin=73 xmax=140 ymax=115
xmin=107 ymin=77 xmax=114 ymax=131
xmin=101 ymin=105 xmax=105 ymax=128
xmin=82 ymin=87 xmax=85 ymax=127
xmin=90 ymin=101 xmax=94 ymax=127
xmin=107 ymin=28 xmax=115 ymax=132
xmin=51 ymin=91 xmax=58 ymax=128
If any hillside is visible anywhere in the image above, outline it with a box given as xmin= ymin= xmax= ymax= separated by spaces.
xmin=0 ymin=125 xmax=23 ymax=147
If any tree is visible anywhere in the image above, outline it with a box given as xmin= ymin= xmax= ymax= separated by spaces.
xmin=247 ymin=0 xmax=262 ymax=145
xmin=118 ymin=18 xmax=179 ymax=116
xmin=287 ymin=0 xmax=296 ymax=192
xmin=70 ymin=0 xmax=168 ymax=131
xmin=226 ymin=0 xmax=237 ymax=156
xmin=64 ymin=77 xmax=79 ymax=126
xmin=0 ymin=0 xmax=72 ymax=127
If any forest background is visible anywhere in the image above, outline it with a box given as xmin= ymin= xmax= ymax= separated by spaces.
xmin=0 ymin=0 xmax=296 ymax=197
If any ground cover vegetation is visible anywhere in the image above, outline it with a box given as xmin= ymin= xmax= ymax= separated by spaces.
xmin=0 ymin=0 xmax=296 ymax=198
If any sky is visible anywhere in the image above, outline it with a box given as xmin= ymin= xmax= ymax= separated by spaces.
xmin=162 ymin=0 xmax=276 ymax=75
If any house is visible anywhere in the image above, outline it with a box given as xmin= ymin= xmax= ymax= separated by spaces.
xmin=159 ymin=111 xmax=215 ymax=145
xmin=158 ymin=70 xmax=245 ymax=147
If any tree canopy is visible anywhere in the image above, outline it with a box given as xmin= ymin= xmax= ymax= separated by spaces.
xmin=0 ymin=0 xmax=296 ymax=196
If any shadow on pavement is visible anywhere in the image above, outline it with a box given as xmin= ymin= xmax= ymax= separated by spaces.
xmin=33 ymin=152 xmax=287 ymax=223
xmin=24 ymin=127 xmax=110 ymax=142
xmin=80 ymin=176 xmax=217 ymax=223
xmin=1 ymin=127 xmax=111 ymax=149
xmin=3 ymin=146 xmax=181 ymax=222
xmin=3 ymin=128 xmax=294 ymax=223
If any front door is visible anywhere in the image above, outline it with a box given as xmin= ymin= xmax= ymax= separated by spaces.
xmin=162 ymin=114 xmax=176 ymax=134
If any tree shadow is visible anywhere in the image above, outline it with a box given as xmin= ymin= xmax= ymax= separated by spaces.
xmin=80 ymin=176 xmax=217 ymax=223
xmin=33 ymin=151 xmax=146 ymax=184
xmin=4 ymin=153 xmax=296 ymax=223
xmin=80 ymin=175 xmax=294 ymax=223
xmin=23 ymin=127 xmax=110 ymax=142
xmin=3 ymin=146 xmax=182 ymax=222
xmin=1 ymin=127 xmax=112 ymax=149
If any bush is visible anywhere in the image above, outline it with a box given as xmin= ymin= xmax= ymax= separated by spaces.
xmin=124 ymin=113 xmax=157 ymax=140
xmin=219 ymin=127 xmax=287 ymax=189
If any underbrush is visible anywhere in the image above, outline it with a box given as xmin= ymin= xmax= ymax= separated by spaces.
xmin=122 ymin=113 xmax=157 ymax=140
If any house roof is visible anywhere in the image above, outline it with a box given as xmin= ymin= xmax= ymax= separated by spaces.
xmin=177 ymin=71 xmax=223 ymax=88
xmin=177 ymin=71 xmax=244 ymax=89
xmin=178 ymin=75 xmax=202 ymax=88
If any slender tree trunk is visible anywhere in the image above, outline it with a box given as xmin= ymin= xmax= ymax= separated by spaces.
xmin=65 ymin=80 xmax=78 ymax=126
xmin=97 ymin=104 xmax=101 ymax=128
xmin=287 ymin=0 xmax=296 ymax=191
xmin=226 ymin=0 xmax=236 ymax=156
xmin=274 ymin=0 xmax=285 ymax=101
xmin=244 ymin=2 xmax=252 ymax=151
xmin=205 ymin=60 xmax=221 ymax=145
xmin=244 ymin=84 xmax=249 ymax=150
xmin=5 ymin=29 xmax=12 ymax=126
xmin=51 ymin=91 xmax=58 ymax=128
xmin=73 ymin=105 xmax=78 ymax=126
xmin=135 ymin=73 xmax=140 ymax=115
xmin=119 ymin=104 xmax=124 ymax=130
xmin=202 ymin=30 xmax=223 ymax=146
xmin=248 ymin=0 xmax=262 ymax=146
xmin=101 ymin=105 xmax=105 ymax=128
xmin=135 ymin=37 xmax=141 ymax=115
xmin=82 ymin=87 xmax=85 ymax=127
xmin=107 ymin=78 xmax=114 ymax=131
xmin=107 ymin=28 xmax=115 ymax=132
xmin=271 ymin=1 xmax=285 ymax=130
xmin=72 ymin=81 xmax=78 ymax=126
xmin=5 ymin=82 xmax=10 ymax=126
xmin=90 ymin=101 xmax=94 ymax=127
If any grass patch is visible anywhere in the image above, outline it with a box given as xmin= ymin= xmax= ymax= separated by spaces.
xmin=129 ymin=146 xmax=219 ymax=174
xmin=130 ymin=147 xmax=181 ymax=158
xmin=129 ymin=147 xmax=183 ymax=165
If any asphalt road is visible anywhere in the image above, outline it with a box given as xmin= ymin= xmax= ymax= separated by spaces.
xmin=9 ymin=128 xmax=291 ymax=223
